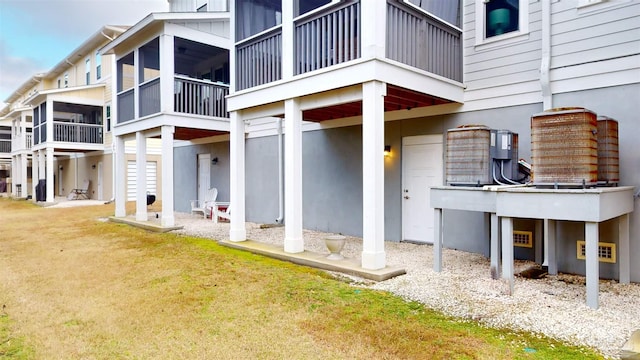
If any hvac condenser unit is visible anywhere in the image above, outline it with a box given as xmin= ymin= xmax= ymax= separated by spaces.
xmin=446 ymin=126 xmax=519 ymax=186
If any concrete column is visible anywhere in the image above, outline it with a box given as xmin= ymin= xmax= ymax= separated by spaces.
xmin=284 ymin=98 xmax=303 ymax=253
xmin=490 ymin=212 xmax=500 ymax=279
xmin=160 ymin=125 xmax=175 ymax=227
xmin=45 ymin=147 xmax=54 ymax=202
xmin=114 ymin=135 xmax=126 ymax=217
xmin=229 ymin=111 xmax=246 ymax=241
xmin=135 ymin=132 xmax=147 ymax=221
xmin=619 ymin=214 xmax=630 ymax=284
xmin=501 ymin=216 xmax=514 ymax=295
xmin=361 ymin=80 xmax=386 ymax=270
xmin=585 ymin=221 xmax=599 ymax=309
xmin=534 ymin=219 xmax=543 ymax=264
xmin=433 ymin=208 xmax=443 ymax=272
xmin=544 ymin=219 xmax=557 ymax=275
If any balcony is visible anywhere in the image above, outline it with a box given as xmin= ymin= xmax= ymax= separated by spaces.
xmin=10 ymin=133 xmax=31 ymax=152
xmin=235 ymin=0 xmax=462 ymax=91
xmin=0 ymin=140 xmax=10 ymax=153
xmin=117 ymin=76 xmax=230 ymax=123
xmin=53 ymin=122 xmax=103 ymax=144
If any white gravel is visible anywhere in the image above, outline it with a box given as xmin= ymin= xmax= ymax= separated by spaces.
xmin=169 ymin=212 xmax=637 ymax=358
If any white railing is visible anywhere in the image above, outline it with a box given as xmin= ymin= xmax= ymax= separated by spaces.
xmin=294 ymin=1 xmax=361 ymax=75
xmin=26 ymin=133 xmax=32 ymax=149
xmin=53 ymin=122 xmax=103 ymax=144
xmin=174 ymin=76 xmax=229 ymax=118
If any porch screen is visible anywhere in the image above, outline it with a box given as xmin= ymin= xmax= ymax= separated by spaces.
xmin=405 ymin=0 xmax=460 ymax=27
xmin=236 ymin=0 xmax=282 ymax=41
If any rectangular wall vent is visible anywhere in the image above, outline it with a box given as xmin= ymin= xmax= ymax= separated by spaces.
xmin=576 ymin=241 xmax=616 ymax=263
xmin=513 ymin=230 xmax=533 ymax=248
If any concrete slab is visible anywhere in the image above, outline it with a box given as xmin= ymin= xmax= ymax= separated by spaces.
xmin=108 ymin=216 xmax=184 ymax=233
xmin=218 ymin=239 xmax=406 ymax=282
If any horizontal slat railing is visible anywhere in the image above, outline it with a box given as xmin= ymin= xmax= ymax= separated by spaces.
xmin=0 ymin=140 xmax=10 ymax=153
xmin=117 ymin=88 xmax=135 ymax=123
xmin=139 ymin=78 xmax=161 ymax=118
xmin=174 ymin=76 xmax=229 ymax=118
xmin=236 ymin=28 xmax=282 ymax=91
xmin=386 ymin=1 xmax=462 ymax=82
xmin=294 ymin=1 xmax=361 ymax=75
xmin=53 ymin=122 xmax=103 ymax=144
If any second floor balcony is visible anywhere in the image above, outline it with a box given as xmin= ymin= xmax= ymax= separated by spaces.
xmin=0 ymin=140 xmax=10 ymax=154
xmin=11 ymin=133 xmax=32 ymax=152
xmin=31 ymin=100 xmax=105 ymax=150
xmin=235 ymin=0 xmax=462 ymax=91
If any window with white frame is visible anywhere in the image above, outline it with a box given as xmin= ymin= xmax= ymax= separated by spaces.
xmin=57 ymin=79 xmax=61 ymax=88
xmin=476 ymin=0 xmax=528 ymax=43
xmin=106 ymin=104 xmax=111 ymax=132
xmin=85 ymin=58 xmax=91 ymax=85
xmin=96 ymin=51 xmax=102 ymax=80
xmin=64 ymin=73 xmax=69 ymax=88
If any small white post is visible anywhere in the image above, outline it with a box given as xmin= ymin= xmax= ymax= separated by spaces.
xmin=114 ymin=135 xmax=126 ymax=217
xmin=501 ymin=216 xmax=514 ymax=295
xmin=490 ymin=213 xmax=500 ymax=279
xmin=160 ymin=125 xmax=175 ymax=227
xmin=619 ymin=214 xmax=630 ymax=284
xmin=585 ymin=221 xmax=599 ymax=309
xmin=433 ymin=208 xmax=443 ymax=272
xmin=135 ymin=131 xmax=147 ymax=221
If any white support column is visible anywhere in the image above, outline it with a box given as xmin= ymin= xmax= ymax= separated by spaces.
xmin=619 ymin=214 xmax=630 ymax=284
xmin=501 ymin=216 xmax=514 ymax=295
xmin=229 ymin=111 xmax=247 ymax=241
xmin=32 ymin=151 xmax=39 ymax=199
xmin=114 ymin=135 xmax=126 ymax=217
xmin=544 ymin=219 xmax=557 ymax=274
xmin=45 ymin=147 xmax=54 ymax=202
xmin=490 ymin=213 xmax=500 ymax=279
xmin=133 ymin=49 xmax=140 ymax=119
xmin=20 ymin=153 xmax=27 ymax=197
xmin=10 ymin=155 xmax=17 ymax=196
xmin=45 ymin=99 xmax=54 ymax=148
xmin=160 ymin=125 xmax=175 ymax=227
xmin=433 ymin=208 xmax=443 ymax=272
xmin=281 ymin=0 xmax=294 ymax=79
xmin=159 ymin=34 xmax=175 ymax=113
xmin=361 ymin=80 xmax=386 ymax=270
xmin=585 ymin=221 xmax=599 ymax=309
xmin=135 ymin=131 xmax=147 ymax=221
xmin=284 ymin=98 xmax=303 ymax=253
xmin=360 ymin=0 xmax=387 ymax=59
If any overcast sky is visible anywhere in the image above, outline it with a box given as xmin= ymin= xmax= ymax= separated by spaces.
xmin=0 ymin=0 xmax=169 ymax=108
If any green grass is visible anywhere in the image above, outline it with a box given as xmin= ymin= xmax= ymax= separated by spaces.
xmin=0 ymin=198 xmax=605 ymax=359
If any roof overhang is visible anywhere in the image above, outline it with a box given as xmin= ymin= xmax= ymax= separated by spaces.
xmin=24 ymin=84 xmax=105 ymax=106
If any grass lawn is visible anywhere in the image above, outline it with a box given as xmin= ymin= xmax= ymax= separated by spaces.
xmin=0 ymin=198 xmax=604 ymax=359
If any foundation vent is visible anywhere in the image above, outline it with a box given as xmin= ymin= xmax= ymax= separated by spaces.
xmin=576 ymin=241 xmax=616 ymax=263
xmin=513 ymin=231 xmax=533 ymax=248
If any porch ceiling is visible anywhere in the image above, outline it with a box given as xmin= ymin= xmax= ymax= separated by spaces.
xmin=171 ymin=127 xmax=228 ymax=141
xmin=302 ymin=84 xmax=452 ymax=122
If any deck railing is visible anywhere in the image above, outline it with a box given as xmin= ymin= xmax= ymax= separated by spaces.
xmin=117 ymin=88 xmax=135 ymax=124
xmin=386 ymin=1 xmax=462 ymax=82
xmin=294 ymin=1 xmax=361 ymax=75
xmin=236 ymin=27 xmax=283 ymax=91
xmin=0 ymin=140 xmax=10 ymax=153
xmin=174 ymin=76 xmax=229 ymax=118
xmin=140 ymin=78 xmax=161 ymax=118
xmin=26 ymin=133 xmax=32 ymax=149
xmin=53 ymin=122 xmax=103 ymax=144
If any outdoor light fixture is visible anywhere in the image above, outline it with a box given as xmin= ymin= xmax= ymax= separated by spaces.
xmin=384 ymin=145 xmax=391 ymax=156
xmin=59 ymin=166 xmax=63 ymax=171
xmin=92 ymin=164 xmax=96 ymax=169
xmin=211 ymin=157 xmax=219 ymax=165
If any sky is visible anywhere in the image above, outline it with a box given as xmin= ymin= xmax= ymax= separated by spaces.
xmin=0 ymin=0 xmax=169 ymax=109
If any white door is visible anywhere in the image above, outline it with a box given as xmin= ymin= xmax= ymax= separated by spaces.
xmin=127 ymin=161 xmax=157 ymax=201
xmin=402 ymin=135 xmax=443 ymax=243
xmin=197 ymin=154 xmax=211 ymax=202
xmin=97 ymin=162 xmax=103 ymax=200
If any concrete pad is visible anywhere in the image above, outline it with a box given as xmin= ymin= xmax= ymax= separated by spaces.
xmin=218 ymin=239 xmax=406 ymax=282
xmin=109 ymin=216 xmax=184 ymax=233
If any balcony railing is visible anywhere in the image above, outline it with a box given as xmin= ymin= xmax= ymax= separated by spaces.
xmin=0 ymin=140 xmax=10 ymax=153
xmin=386 ymin=1 xmax=462 ymax=82
xmin=53 ymin=122 xmax=103 ymax=144
xmin=140 ymin=78 xmax=161 ymax=118
xmin=294 ymin=1 xmax=361 ymax=75
xmin=10 ymin=133 xmax=32 ymax=151
xmin=236 ymin=27 xmax=283 ymax=91
xmin=174 ymin=76 xmax=229 ymax=118
xmin=26 ymin=133 xmax=32 ymax=149
xmin=117 ymin=88 xmax=135 ymax=124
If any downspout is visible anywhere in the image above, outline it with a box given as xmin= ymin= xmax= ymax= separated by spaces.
xmin=540 ymin=0 xmax=552 ymax=110
xmin=275 ymin=117 xmax=284 ymax=224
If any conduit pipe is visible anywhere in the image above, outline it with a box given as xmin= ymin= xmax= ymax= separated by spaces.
xmin=275 ymin=117 xmax=285 ymax=224
xmin=540 ymin=0 xmax=552 ymax=109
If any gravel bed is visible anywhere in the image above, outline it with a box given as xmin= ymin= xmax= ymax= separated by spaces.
xmin=172 ymin=212 xmax=638 ymax=359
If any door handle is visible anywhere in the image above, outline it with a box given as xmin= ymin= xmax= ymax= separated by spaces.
xmin=404 ymin=196 xmax=410 ymax=199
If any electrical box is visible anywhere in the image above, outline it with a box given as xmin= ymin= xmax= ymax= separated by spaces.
xmin=491 ymin=129 xmax=514 ymax=160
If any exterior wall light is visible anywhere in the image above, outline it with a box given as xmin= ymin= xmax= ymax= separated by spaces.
xmin=211 ymin=157 xmax=219 ymax=165
xmin=384 ymin=145 xmax=391 ymax=156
